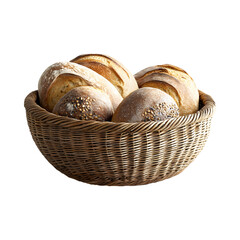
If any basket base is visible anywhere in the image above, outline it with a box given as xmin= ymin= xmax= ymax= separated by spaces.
xmin=54 ymin=164 xmax=187 ymax=186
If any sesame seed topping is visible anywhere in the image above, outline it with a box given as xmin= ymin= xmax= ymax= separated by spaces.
xmin=142 ymin=103 xmax=179 ymax=122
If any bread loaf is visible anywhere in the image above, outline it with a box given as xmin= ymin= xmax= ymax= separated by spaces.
xmin=134 ymin=64 xmax=199 ymax=115
xmin=112 ymin=87 xmax=179 ymax=123
xmin=38 ymin=62 xmax=123 ymax=112
xmin=53 ymin=86 xmax=113 ymax=121
xmin=71 ymin=54 xmax=138 ymax=98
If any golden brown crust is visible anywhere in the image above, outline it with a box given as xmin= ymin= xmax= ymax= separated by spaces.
xmin=38 ymin=62 xmax=81 ymax=110
xmin=53 ymin=86 xmax=113 ymax=121
xmin=159 ymin=64 xmax=189 ymax=75
xmin=142 ymin=80 xmax=180 ymax=107
xmin=134 ymin=65 xmax=199 ymax=115
xmin=112 ymin=87 xmax=179 ymax=123
xmin=38 ymin=62 xmax=123 ymax=112
xmin=46 ymin=74 xmax=88 ymax=112
xmin=70 ymin=54 xmax=138 ymax=98
xmin=134 ymin=66 xmax=169 ymax=81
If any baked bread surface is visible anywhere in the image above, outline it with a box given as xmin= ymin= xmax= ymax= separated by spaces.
xmin=38 ymin=62 xmax=123 ymax=112
xmin=53 ymin=86 xmax=113 ymax=121
xmin=112 ymin=87 xmax=179 ymax=123
xmin=71 ymin=54 xmax=138 ymax=98
xmin=134 ymin=64 xmax=199 ymax=115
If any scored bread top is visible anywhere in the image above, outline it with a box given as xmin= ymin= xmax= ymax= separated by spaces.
xmin=134 ymin=64 xmax=199 ymax=115
xmin=71 ymin=54 xmax=138 ymax=98
xmin=38 ymin=62 xmax=123 ymax=112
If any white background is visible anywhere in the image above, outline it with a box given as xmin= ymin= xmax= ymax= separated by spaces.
xmin=1 ymin=0 xmax=239 ymax=239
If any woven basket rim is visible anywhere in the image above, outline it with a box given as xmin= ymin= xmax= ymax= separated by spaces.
xmin=24 ymin=90 xmax=215 ymax=133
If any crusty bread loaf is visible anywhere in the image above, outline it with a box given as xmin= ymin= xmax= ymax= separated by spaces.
xmin=53 ymin=86 xmax=113 ymax=121
xmin=134 ymin=64 xmax=199 ymax=115
xmin=71 ymin=54 xmax=138 ymax=98
xmin=38 ymin=62 xmax=123 ymax=112
xmin=112 ymin=87 xmax=179 ymax=123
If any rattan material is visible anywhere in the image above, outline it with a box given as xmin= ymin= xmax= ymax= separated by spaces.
xmin=24 ymin=90 xmax=215 ymax=186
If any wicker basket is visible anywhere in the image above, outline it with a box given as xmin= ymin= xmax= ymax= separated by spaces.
xmin=24 ymin=90 xmax=215 ymax=186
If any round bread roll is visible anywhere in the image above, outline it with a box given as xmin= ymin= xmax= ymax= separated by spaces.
xmin=112 ymin=87 xmax=179 ymax=123
xmin=53 ymin=86 xmax=113 ymax=121
xmin=38 ymin=62 xmax=123 ymax=112
xmin=71 ymin=54 xmax=138 ymax=98
xmin=134 ymin=64 xmax=199 ymax=115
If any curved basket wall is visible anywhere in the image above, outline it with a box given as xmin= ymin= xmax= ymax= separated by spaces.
xmin=24 ymin=90 xmax=215 ymax=186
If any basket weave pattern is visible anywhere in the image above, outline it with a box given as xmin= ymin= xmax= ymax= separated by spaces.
xmin=25 ymin=90 xmax=215 ymax=186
